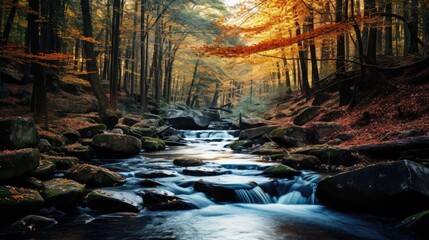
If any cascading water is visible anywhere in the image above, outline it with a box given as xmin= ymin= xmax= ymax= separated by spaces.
xmin=235 ymin=186 xmax=273 ymax=204
xmin=181 ymin=130 xmax=238 ymax=141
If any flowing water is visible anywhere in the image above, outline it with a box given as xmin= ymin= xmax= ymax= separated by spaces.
xmin=3 ymin=130 xmax=414 ymax=239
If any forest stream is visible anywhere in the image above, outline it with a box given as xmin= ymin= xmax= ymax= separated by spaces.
xmin=4 ymin=129 xmax=413 ymax=240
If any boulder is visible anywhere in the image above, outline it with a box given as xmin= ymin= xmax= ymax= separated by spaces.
xmin=136 ymin=170 xmax=177 ymax=178
xmin=141 ymin=137 xmax=166 ymax=151
xmin=68 ymin=164 xmax=126 ymax=187
xmin=261 ymin=165 xmax=301 ymax=178
xmin=138 ymin=179 xmax=163 ymax=187
xmin=0 ymin=148 xmax=40 ymax=180
xmin=133 ymin=119 xmax=160 ymax=128
xmin=142 ymin=191 xmax=196 ymax=210
xmin=130 ymin=127 xmax=156 ymax=137
xmin=31 ymin=160 xmax=56 ymax=179
xmin=194 ymin=181 xmax=256 ymax=202
xmin=43 ymin=155 xmax=79 ymax=170
xmin=85 ymin=189 xmax=143 ymax=213
xmin=316 ymin=160 xmax=429 ymax=217
xmin=293 ymin=106 xmax=320 ymax=126
xmin=319 ymin=110 xmax=345 ymax=122
xmin=166 ymin=109 xmax=211 ymax=130
xmin=312 ymin=92 xmax=331 ymax=106
xmin=282 ymin=154 xmax=322 ymax=170
xmin=307 ymin=122 xmax=345 ymax=144
xmin=269 ymin=126 xmax=307 ymax=148
xmin=120 ymin=116 xmax=143 ymax=126
xmin=66 ymin=145 xmax=93 ymax=161
xmin=41 ymin=178 xmax=85 ymax=210
xmin=173 ymin=158 xmax=205 ymax=167
xmin=239 ymin=125 xmax=278 ymax=140
xmin=12 ymin=215 xmax=57 ymax=230
xmin=62 ymin=129 xmax=81 ymax=141
xmin=0 ymin=117 xmax=40 ymax=149
xmin=92 ymin=134 xmax=142 ymax=157
xmin=237 ymin=115 xmax=268 ymax=130
xmin=77 ymin=124 xmax=107 ymax=138
xmin=293 ymin=145 xmax=356 ymax=166
xmin=38 ymin=139 xmax=52 ymax=153
xmin=230 ymin=140 xmax=252 ymax=151
xmin=182 ymin=167 xmax=232 ymax=176
xmin=0 ymin=186 xmax=44 ymax=221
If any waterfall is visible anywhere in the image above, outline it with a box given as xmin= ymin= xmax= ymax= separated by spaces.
xmin=181 ymin=130 xmax=238 ymax=141
xmin=277 ymin=191 xmax=317 ymax=205
xmin=178 ymin=193 xmax=215 ymax=208
xmin=235 ymin=186 xmax=273 ymax=204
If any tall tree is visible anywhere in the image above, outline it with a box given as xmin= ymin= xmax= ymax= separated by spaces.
xmin=109 ymin=0 xmax=122 ymax=110
xmin=2 ymin=0 xmax=18 ymax=45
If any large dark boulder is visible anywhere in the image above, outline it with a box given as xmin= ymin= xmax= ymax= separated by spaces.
xmin=173 ymin=158 xmax=205 ymax=167
xmin=293 ymin=145 xmax=356 ymax=166
xmin=269 ymin=126 xmax=308 ymax=148
xmin=0 ymin=117 xmax=40 ymax=149
xmin=183 ymin=167 xmax=232 ymax=176
xmin=92 ymin=134 xmax=142 ymax=157
xmin=67 ymin=164 xmax=126 ymax=187
xmin=85 ymin=189 xmax=143 ymax=213
xmin=31 ymin=159 xmax=56 ymax=179
xmin=41 ymin=178 xmax=85 ymax=210
xmin=293 ymin=106 xmax=320 ymax=126
xmin=282 ymin=154 xmax=322 ymax=170
xmin=239 ymin=125 xmax=278 ymax=140
xmin=142 ymin=191 xmax=196 ymax=210
xmin=236 ymin=115 xmax=268 ymax=130
xmin=261 ymin=165 xmax=301 ymax=178
xmin=0 ymin=186 xmax=44 ymax=222
xmin=166 ymin=109 xmax=211 ymax=130
xmin=42 ymin=155 xmax=79 ymax=170
xmin=194 ymin=181 xmax=256 ymax=202
xmin=0 ymin=148 xmax=40 ymax=180
xmin=78 ymin=124 xmax=107 ymax=138
xmin=141 ymin=137 xmax=165 ymax=151
xmin=316 ymin=160 xmax=429 ymax=217
xmin=306 ymin=122 xmax=345 ymax=144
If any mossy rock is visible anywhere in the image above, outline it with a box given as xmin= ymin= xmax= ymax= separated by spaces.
xmin=67 ymin=163 xmax=126 ymax=187
xmin=92 ymin=134 xmax=142 ymax=157
xmin=41 ymin=178 xmax=85 ymax=210
xmin=42 ymin=155 xmax=79 ymax=170
xmin=85 ymin=189 xmax=143 ymax=213
xmin=12 ymin=215 xmax=57 ymax=230
xmin=401 ymin=210 xmax=429 ymax=232
xmin=0 ymin=117 xmax=40 ymax=149
xmin=78 ymin=124 xmax=107 ymax=138
xmin=293 ymin=106 xmax=320 ymax=126
xmin=0 ymin=186 xmax=44 ymax=220
xmin=130 ymin=127 xmax=156 ymax=137
xmin=239 ymin=125 xmax=278 ymax=140
xmin=173 ymin=159 xmax=205 ymax=167
xmin=269 ymin=126 xmax=308 ymax=147
xmin=66 ymin=145 xmax=93 ymax=161
xmin=230 ymin=140 xmax=252 ymax=151
xmin=141 ymin=137 xmax=166 ymax=151
xmin=0 ymin=148 xmax=40 ymax=180
xmin=293 ymin=145 xmax=355 ymax=166
xmin=270 ymin=154 xmax=286 ymax=161
xmin=62 ymin=129 xmax=81 ymax=141
xmin=31 ymin=160 xmax=56 ymax=178
xmin=282 ymin=154 xmax=322 ymax=170
xmin=261 ymin=164 xmax=301 ymax=178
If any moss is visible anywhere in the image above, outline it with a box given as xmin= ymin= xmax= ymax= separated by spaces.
xmin=402 ymin=210 xmax=429 ymax=231
xmin=230 ymin=140 xmax=252 ymax=150
xmin=78 ymin=124 xmax=107 ymax=138
xmin=261 ymin=164 xmax=301 ymax=178
xmin=41 ymin=178 xmax=85 ymax=209
xmin=293 ymin=145 xmax=355 ymax=166
xmin=31 ymin=160 xmax=56 ymax=178
xmin=0 ymin=148 xmax=40 ymax=180
xmin=141 ymin=137 xmax=166 ymax=151
xmin=131 ymin=127 xmax=156 ymax=137
xmin=43 ymin=156 xmax=79 ymax=170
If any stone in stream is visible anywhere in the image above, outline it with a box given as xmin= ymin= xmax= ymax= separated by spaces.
xmin=31 ymin=159 xmax=56 ymax=179
xmin=130 ymin=127 xmax=156 ymax=137
xmin=173 ymin=158 xmax=205 ymax=167
xmin=261 ymin=165 xmax=301 ymax=178
xmin=62 ymin=129 xmax=81 ymax=142
xmin=138 ymin=179 xmax=163 ymax=187
xmin=142 ymin=191 xmax=197 ymax=210
xmin=38 ymin=139 xmax=53 ymax=153
xmin=42 ymin=155 xmax=79 ymax=170
xmin=229 ymin=140 xmax=252 ymax=151
xmin=136 ymin=170 xmax=177 ymax=178
xmin=141 ymin=137 xmax=166 ymax=151
xmin=182 ymin=167 xmax=232 ymax=176
xmin=0 ymin=117 xmax=40 ymax=149
xmin=41 ymin=178 xmax=85 ymax=210
xmin=0 ymin=148 xmax=40 ymax=180
xmin=92 ymin=133 xmax=142 ymax=157
xmin=239 ymin=125 xmax=278 ymax=140
xmin=293 ymin=106 xmax=320 ymax=126
xmin=0 ymin=186 xmax=45 ymax=221
xmin=316 ymin=160 xmax=429 ymax=217
xmin=67 ymin=164 xmax=126 ymax=187
xmin=66 ymin=145 xmax=93 ymax=161
xmin=11 ymin=215 xmax=57 ymax=230
xmin=85 ymin=189 xmax=143 ymax=213
xmin=193 ymin=181 xmax=253 ymax=202
xmin=293 ymin=145 xmax=356 ymax=166
xmin=166 ymin=109 xmax=211 ymax=130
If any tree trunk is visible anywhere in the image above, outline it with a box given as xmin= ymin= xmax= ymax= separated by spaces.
xmin=140 ymin=0 xmax=148 ymax=110
xmin=366 ymin=0 xmax=377 ymax=64
xmin=424 ymin=2 xmax=429 ymax=56
xmin=2 ymin=0 xmax=18 ymax=45
xmin=109 ymin=0 xmax=121 ymax=110
xmin=186 ymin=60 xmax=199 ymax=106
xmin=81 ymin=0 xmax=111 ymax=114
xmin=403 ymin=0 xmax=410 ymax=56
xmin=408 ymin=0 xmax=419 ymax=54
xmin=130 ymin=0 xmax=138 ymax=98
xmin=385 ymin=2 xmax=393 ymax=56
xmin=296 ymin=22 xmax=310 ymax=96
xmin=308 ymin=11 xmax=319 ymax=88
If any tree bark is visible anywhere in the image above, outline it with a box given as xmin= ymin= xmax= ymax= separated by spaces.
xmin=81 ymin=0 xmax=111 ymax=114
xmin=385 ymin=1 xmax=393 ymax=56
xmin=2 ymin=0 xmax=18 ymax=45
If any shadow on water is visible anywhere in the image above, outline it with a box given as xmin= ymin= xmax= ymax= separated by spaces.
xmin=0 ymin=130 xmax=415 ymax=239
